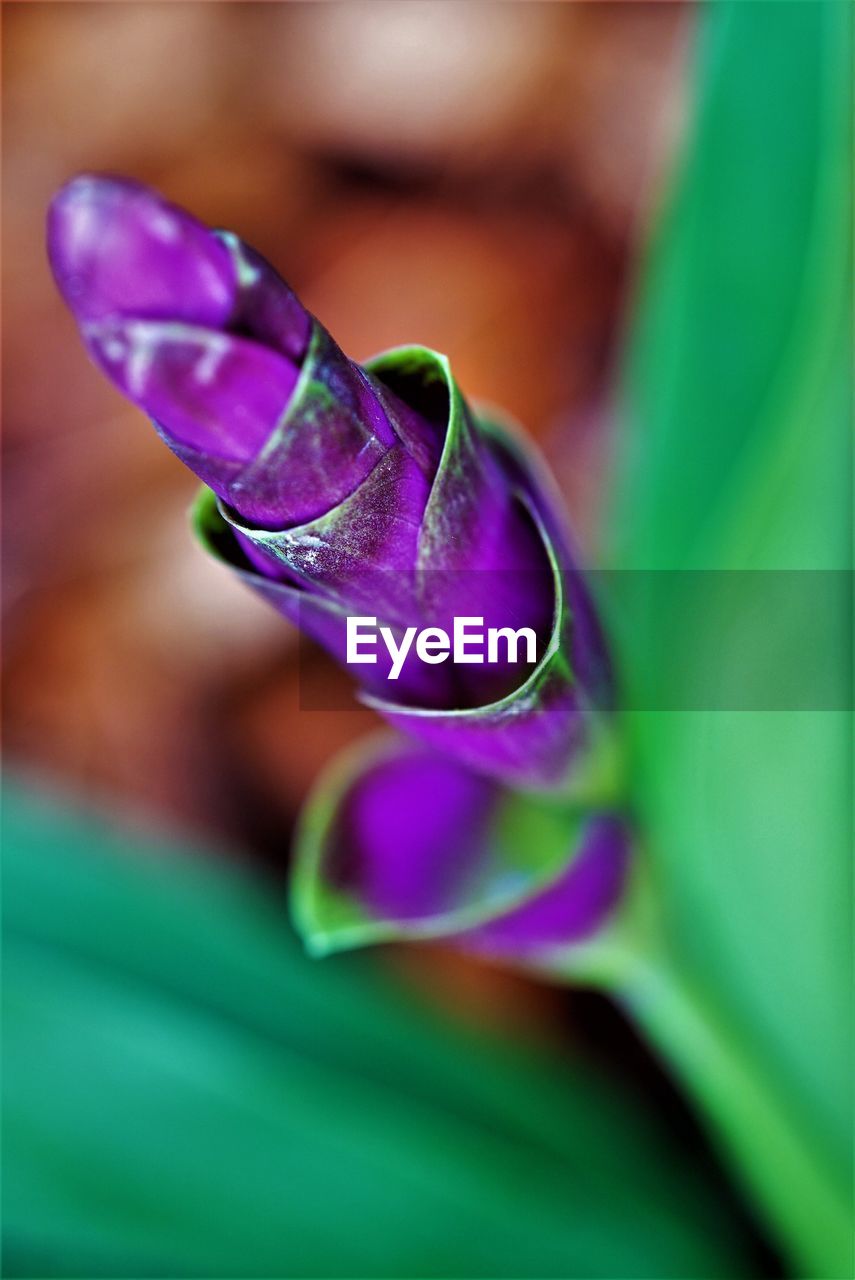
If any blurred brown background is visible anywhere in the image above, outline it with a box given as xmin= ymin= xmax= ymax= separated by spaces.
xmin=3 ymin=1 xmax=687 ymax=1027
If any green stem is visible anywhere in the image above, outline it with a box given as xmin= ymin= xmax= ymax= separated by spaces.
xmin=621 ymin=960 xmax=851 ymax=1280
xmin=546 ymin=869 xmax=852 ymax=1279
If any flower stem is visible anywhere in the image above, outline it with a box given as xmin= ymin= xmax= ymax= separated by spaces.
xmin=547 ymin=865 xmax=852 ymax=1278
xmin=620 ymin=959 xmax=852 ymax=1279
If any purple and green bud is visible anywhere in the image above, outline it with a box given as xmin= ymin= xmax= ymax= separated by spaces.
xmin=48 ymin=175 xmax=614 ymax=793
xmin=292 ymin=737 xmax=629 ymax=959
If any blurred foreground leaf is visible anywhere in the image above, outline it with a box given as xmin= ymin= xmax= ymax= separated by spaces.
xmin=1 ymin=779 xmax=760 ymax=1278
xmin=606 ymin=1 xmax=852 ymax=1274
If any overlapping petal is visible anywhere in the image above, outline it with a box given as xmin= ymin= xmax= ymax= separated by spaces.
xmin=291 ymin=736 xmax=630 ymax=957
xmin=49 ymin=175 xmax=615 ymax=790
xmin=201 ymin=346 xmax=612 ymax=787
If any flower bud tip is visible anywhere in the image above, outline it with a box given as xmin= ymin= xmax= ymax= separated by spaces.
xmin=47 ymin=174 xmax=235 ymax=327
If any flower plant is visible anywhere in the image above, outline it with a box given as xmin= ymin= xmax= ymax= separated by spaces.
xmin=45 ymin=3 xmax=852 ymax=1275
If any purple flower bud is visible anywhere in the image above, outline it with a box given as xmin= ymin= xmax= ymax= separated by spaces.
xmin=48 ymin=175 xmax=356 ymax=526
xmin=49 ymin=175 xmax=612 ymax=790
xmin=48 ymin=175 xmax=236 ymax=327
xmin=292 ymin=738 xmax=630 ymax=958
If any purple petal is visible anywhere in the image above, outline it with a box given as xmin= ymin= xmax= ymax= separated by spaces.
xmin=293 ymin=737 xmax=628 ymax=953
xmin=368 ymin=666 xmax=587 ymax=790
xmin=481 ymin=415 xmax=614 ymax=710
xmin=214 ymin=234 xmax=312 ymax=365
xmin=375 ymin=357 xmax=557 ymax=704
xmin=220 ymin=328 xmax=405 ymax=529
xmin=86 ymin=319 xmax=299 ymax=471
xmin=229 ymin=564 xmax=460 ymax=708
xmin=48 ymin=175 xmax=235 ymax=327
xmin=460 ymin=815 xmax=630 ymax=955
xmin=328 ymin=751 xmax=498 ymax=921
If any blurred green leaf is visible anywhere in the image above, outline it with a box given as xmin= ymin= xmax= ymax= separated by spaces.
xmin=1 ymin=778 xmax=761 ymax=1278
xmin=605 ymin=1 xmax=852 ymax=1274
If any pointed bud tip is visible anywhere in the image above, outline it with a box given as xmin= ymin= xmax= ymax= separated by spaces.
xmin=47 ymin=174 xmax=235 ymax=327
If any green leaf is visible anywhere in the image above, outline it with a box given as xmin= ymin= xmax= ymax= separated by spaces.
xmin=1 ymin=778 xmax=761 ymax=1278
xmin=605 ymin=1 xmax=852 ymax=1274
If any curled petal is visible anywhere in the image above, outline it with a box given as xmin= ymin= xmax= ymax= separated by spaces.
xmin=48 ymin=175 xmax=236 ymax=326
xmin=206 ymin=345 xmax=603 ymax=783
xmin=459 ymin=815 xmax=630 ymax=957
xmin=86 ymin=320 xmax=299 ymax=507
xmin=214 ymin=232 xmax=312 ymax=364
xmin=291 ymin=737 xmax=628 ymax=957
